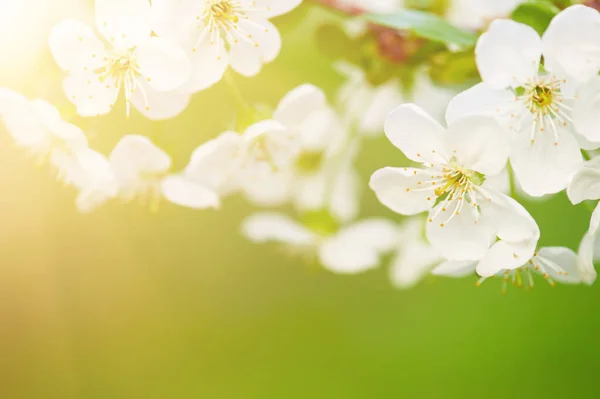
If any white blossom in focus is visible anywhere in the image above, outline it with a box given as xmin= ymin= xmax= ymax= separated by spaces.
xmin=433 ymin=246 xmax=593 ymax=292
xmin=49 ymin=0 xmax=192 ymax=119
xmin=150 ymin=0 xmax=302 ymax=93
xmin=446 ymin=14 xmax=598 ymax=197
xmin=370 ymin=104 xmax=540 ymax=277
xmin=242 ymin=212 xmax=399 ymax=274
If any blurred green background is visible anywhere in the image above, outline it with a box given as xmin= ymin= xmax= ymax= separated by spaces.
xmin=0 ymin=1 xmax=599 ymax=398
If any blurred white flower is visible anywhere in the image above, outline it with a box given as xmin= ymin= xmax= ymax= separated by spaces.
xmin=336 ymin=63 xmax=455 ymax=137
xmin=150 ymin=0 xmax=301 ymax=92
xmin=370 ymin=104 xmax=540 ymax=277
xmin=163 ymin=132 xmax=243 ymax=209
xmin=242 ymin=212 xmax=399 ymax=274
xmin=447 ymin=17 xmax=589 ymax=197
xmin=446 ymin=0 xmax=524 ymax=31
xmin=433 ymin=246 xmax=593 ymax=292
xmin=0 ymin=88 xmax=88 ymax=176
xmin=272 ymin=83 xmax=358 ymax=221
xmin=106 ymin=135 xmax=220 ymax=212
xmin=49 ymin=0 xmax=191 ymax=119
xmin=577 ymin=232 xmax=599 ymax=285
xmin=567 ymin=157 xmax=600 ymax=235
xmin=388 ymin=217 xmax=443 ymax=289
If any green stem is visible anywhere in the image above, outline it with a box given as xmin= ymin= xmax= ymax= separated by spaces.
xmin=507 ymin=162 xmax=517 ymax=199
xmin=224 ymin=71 xmax=251 ymax=112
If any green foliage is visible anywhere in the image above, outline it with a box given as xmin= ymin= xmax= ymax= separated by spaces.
xmin=429 ymin=49 xmax=479 ymax=86
xmin=364 ymin=10 xmax=478 ymax=48
xmin=511 ymin=0 xmax=561 ymax=35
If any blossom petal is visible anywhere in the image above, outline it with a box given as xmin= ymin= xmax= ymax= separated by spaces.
xmin=241 ymin=212 xmax=314 ymax=245
xmin=445 ymin=82 xmax=514 ymax=124
xmin=182 ymin=40 xmax=228 ymax=93
xmin=0 ymin=90 xmax=47 ymax=147
xmin=573 ymin=76 xmax=600 ymax=144
xmin=384 ymin=103 xmax=448 ymax=164
xmin=185 ymin=132 xmax=245 ymax=194
xmin=360 ymin=82 xmax=404 ymax=137
xmin=445 ymin=115 xmax=510 ymax=176
xmin=390 ymin=219 xmax=442 ymax=288
xmin=63 ymin=73 xmax=117 ymax=117
xmin=229 ymin=40 xmax=262 ymax=76
xmin=370 ymin=167 xmax=433 ymax=215
xmin=426 ymin=203 xmax=496 ymax=261
xmin=136 ymin=37 xmax=191 ymax=92
xmin=511 ymin=127 xmax=583 ymax=196
xmin=319 ymin=219 xmax=399 ymax=274
xmin=542 ymin=5 xmax=600 ymax=82
xmin=476 ymin=237 xmax=537 ymax=277
xmin=131 ymin=82 xmax=191 ymax=120
xmin=536 ymin=247 xmax=583 ymax=284
xmin=149 ymin=0 xmax=201 ymax=42
xmin=49 ymin=19 xmax=106 ymax=74
xmin=590 ymin=203 xmax=600 ymax=235
xmin=248 ymin=0 xmax=302 ymax=18
xmin=109 ymin=135 xmax=171 ymax=180
xmin=578 ymin=232 xmax=598 ymax=285
xmin=95 ymin=0 xmax=151 ymax=49
xmin=330 ymin=168 xmax=360 ymax=223
xmin=476 ymin=19 xmax=541 ymax=89
xmin=273 ymin=84 xmax=327 ymax=127
xmin=431 ymin=260 xmax=477 ymax=277
xmin=161 ymin=175 xmax=220 ymax=209
xmin=567 ymin=162 xmax=600 ymax=204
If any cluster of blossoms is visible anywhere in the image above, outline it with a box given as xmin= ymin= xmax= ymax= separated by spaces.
xmin=1 ymin=0 xmax=600 ymax=293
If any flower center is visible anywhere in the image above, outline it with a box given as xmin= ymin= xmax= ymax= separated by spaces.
xmin=210 ymin=0 xmax=239 ymax=23
xmin=513 ymin=74 xmax=573 ymax=146
xmin=476 ymin=251 xmax=568 ymax=293
xmin=532 ymin=85 xmax=553 ymax=108
xmin=98 ymin=50 xmax=149 ymax=117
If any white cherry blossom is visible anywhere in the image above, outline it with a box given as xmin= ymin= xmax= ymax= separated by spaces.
xmin=447 ymin=16 xmax=589 ymax=197
xmin=242 ymin=212 xmax=399 ymax=274
xmin=150 ymin=0 xmax=302 ymax=92
xmin=567 ymin=157 xmax=600 ymax=235
xmin=434 ymin=246 xmax=592 ymax=292
xmin=105 ymin=135 xmax=219 ymax=212
xmin=162 ymin=132 xmax=243 ymax=209
xmin=370 ymin=104 xmax=540 ymax=276
xmin=0 ymin=88 xmax=90 ymax=178
xmin=49 ymin=0 xmax=192 ymax=119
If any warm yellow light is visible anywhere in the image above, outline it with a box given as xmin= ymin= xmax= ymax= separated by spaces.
xmin=0 ymin=0 xmax=90 ymax=79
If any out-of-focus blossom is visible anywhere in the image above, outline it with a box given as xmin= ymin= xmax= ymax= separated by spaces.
xmin=242 ymin=212 xmax=399 ymax=274
xmin=50 ymin=0 xmax=191 ymax=119
xmin=336 ymin=63 xmax=455 ymax=136
xmin=370 ymin=104 xmax=540 ymax=277
xmin=388 ymin=217 xmax=443 ymax=289
xmin=446 ymin=0 xmax=525 ymax=31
